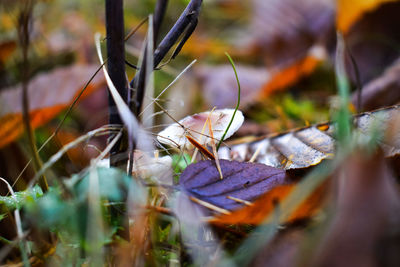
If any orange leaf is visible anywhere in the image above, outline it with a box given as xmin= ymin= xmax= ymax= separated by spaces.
xmin=0 ymin=65 xmax=105 ymax=148
xmin=54 ymin=128 xmax=99 ymax=167
xmin=337 ymin=0 xmax=398 ymax=32
xmin=0 ymin=40 xmax=16 ymax=65
xmin=210 ymin=180 xmax=328 ymax=225
xmin=181 ymin=34 xmax=231 ymax=59
xmin=260 ymin=50 xmax=324 ymax=97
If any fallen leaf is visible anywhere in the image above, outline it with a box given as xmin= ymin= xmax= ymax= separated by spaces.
xmin=210 ymin=180 xmax=328 ymax=225
xmin=309 ymin=149 xmax=400 ymax=267
xmin=337 ymin=0 xmax=398 ymax=32
xmin=0 ymin=64 xmax=105 ymax=148
xmin=53 ymin=128 xmax=101 ymax=168
xmin=219 ymin=105 xmax=400 ymax=169
xmin=179 ymin=159 xmax=287 ymax=211
xmin=351 ymin=58 xmax=400 ymax=111
xmin=196 ymin=46 xmax=326 ymax=109
xmin=0 ymin=40 xmax=16 ymax=65
xmin=344 ymin=2 xmax=400 ymax=85
xmin=250 ymin=227 xmax=306 ymax=267
xmin=244 ymin=0 xmax=334 ymax=68
xmin=259 ymin=46 xmax=327 ymax=98
xmin=196 ymin=65 xmax=269 ymax=109
xmin=181 ymin=34 xmax=231 ymax=60
xmin=157 ymin=109 xmax=244 ymax=149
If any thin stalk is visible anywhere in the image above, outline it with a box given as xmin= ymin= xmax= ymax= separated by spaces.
xmin=18 ymin=0 xmax=48 ymax=192
xmin=335 ymin=33 xmax=352 ymax=144
xmin=346 ymin=47 xmax=362 ymax=112
xmin=130 ymin=0 xmax=202 ymax=113
xmin=0 ymin=178 xmax=30 ymax=267
xmin=216 ymin=52 xmax=241 ymax=150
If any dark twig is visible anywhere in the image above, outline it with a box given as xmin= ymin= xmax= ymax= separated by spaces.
xmin=105 ymin=0 xmax=128 ymax=168
xmin=153 ymin=0 xmax=169 ymax=48
xmin=125 ymin=60 xmax=139 ymax=70
xmin=131 ymin=0 xmax=170 ymax=115
xmin=130 ymin=0 xmax=202 ymax=114
xmin=127 ymin=0 xmax=170 ymax=175
xmin=171 ymin=17 xmax=198 ymax=60
xmin=152 ymin=0 xmax=202 ymax=69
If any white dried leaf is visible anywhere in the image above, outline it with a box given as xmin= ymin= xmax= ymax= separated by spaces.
xmin=157 ymin=109 xmax=244 ymax=149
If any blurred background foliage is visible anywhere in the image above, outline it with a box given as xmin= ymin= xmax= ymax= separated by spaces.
xmin=0 ymin=0 xmax=400 ymax=265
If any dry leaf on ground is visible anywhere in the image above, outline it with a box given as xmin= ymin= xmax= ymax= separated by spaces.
xmin=337 ymin=0 xmax=399 ymax=32
xmin=210 ymin=179 xmax=328 ymax=225
xmin=243 ymin=0 xmax=334 ymax=68
xmin=157 ymin=109 xmax=244 ymax=149
xmin=0 ymin=64 xmax=105 ymax=148
xmin=344 ymin=1 xmax=400 ymax=85
xmin=352 ymin=58 xmax=400 ymax=111
xmin=309 ymin=150 xmax=400 ymax=267
xmin=219 ymin=105 xmax=400 ymax=169
xmin=196 ymin=65 xmax=269 ymax=109
xmin=196 ymin=45 xmax=327 ymax=109
xmin=180 ymin=159 xmax=287 ymax=211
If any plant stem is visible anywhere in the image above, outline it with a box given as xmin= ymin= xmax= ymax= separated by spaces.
xmin=18 ymin=0 xmax=48 ymax=192
xmin=216 ymin=52 xmax=241 ymax=150
xmin=105 ymin=0 xmax=128 ymax=168
xmin=129 ymin=0 xmax=202 ymax=114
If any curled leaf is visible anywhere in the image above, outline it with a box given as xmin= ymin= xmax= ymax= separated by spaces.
xmin=157 ymin=109 xmax=244 ymax=149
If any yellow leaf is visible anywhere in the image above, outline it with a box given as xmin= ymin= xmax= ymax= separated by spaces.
xmin=337 ymin=0 xmax=399 ymax=32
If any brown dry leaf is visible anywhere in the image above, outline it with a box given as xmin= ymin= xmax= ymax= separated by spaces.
xmin=196 ymin=64 xmax=269 ymax=109
xmin=46 ymin=12 xmax=94 ymax=62
xmin=352 ymin=58 xmax=400 ymax=111
xmin=193 ymin=0 xmax=334 ymax=109
xmin=244 ymin=0 xmax=334 ymax=68
xmin=197 ymin=46 xmax=326 ymax=109
xmin=219 ymin=105 xmax=400 ymax=169
xmin=337 ymin=0 xmax=399 ymax=33
xmin=0 ymin=64 xmax=105 ymax=148
xmin=53 ymin=128 xmax=101 ymax=168
xmin=309 ymin=149 xmax=400 ymax=267
xmin=250 ymin=226 xmax=306 ymax=267
xmin=181 ymin=35 xmax=231 ymax=60
xmin=0 ymin=40 xmax=16 ymax=65
xmin=259 ymin=46 xmax=326 ymax=97
xmin=344 ymin=2 xmax=400 ymax=85
xmin=210 ymin=180 xmax=328 ymax=225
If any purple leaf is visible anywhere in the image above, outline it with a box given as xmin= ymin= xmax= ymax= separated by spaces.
xmin=180 ymin=159 xmax=289 ymax=211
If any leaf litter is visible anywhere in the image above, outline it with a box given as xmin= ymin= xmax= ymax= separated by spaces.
xmin=218 ymin=104 xmax=400 ymax=169
xmin=180 ymin=159 xmax=287 ymax=212
xmin=2 ymin=0 xmax=400 ymax=266
xmin=157 ymin=108 xmax=244 ymax=150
